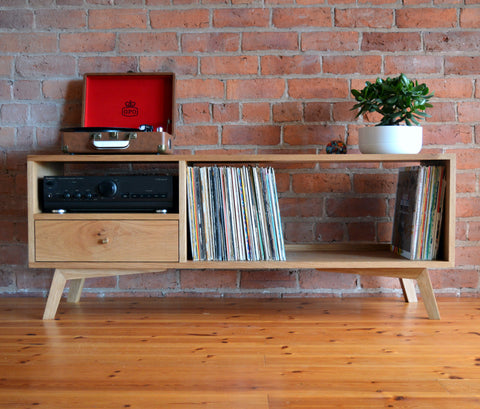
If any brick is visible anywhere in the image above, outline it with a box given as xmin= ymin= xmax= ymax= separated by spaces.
xmin=213 ymin=8 xmax=269 ymax=28
xmin=13 ymin=80 xmax=40 ymax=100
xmin=377 ymin=221 xmax=393 ymax=243
xmin=315 ymin=222 xmax=345 ymax=242
xmin=30 ymin=103 xmax=59 ymax=124
xmin=222 ymin=125 xmax=281 ymax=145
xmin=456 ymin=172 xmax=476 ymax=193
xmin=0 ymin=56 xmax=13 ymax=76
xmin=292 ymin=173 xmax=351 ymax=193
xmin=15 ymin=55 xmax=75 ymax=78
xmin=273 ymin=102 xmax=303 ymax=123
xmin=332 ymin=101 xmax=357 ymax=122
xmin=0 ymin=9 xmax=33 ymax=29
xmin=280 ymin=197 xmax=324 ymax=217
xmin=323 ymin=55 xmax=382 ymax=75
xmin=60 ymin=33 xmax=116 ymax=52
xmin=0 ymin=33 xmax=56 ymax=53
xmin=467 ymin=221 xmax=480 ymax=241
xmin=299 ymin=270 xmax=357 ymax=289
xmin=0 ymin=80 xmax=11 ymax=100
xmin=362 ymin=32 xmax=421 ymax=52
xmin=15 ymin=268 xmax=52 ymax=290
xmin=261 ymin=55 xmax=320 ymax=76
xmin=457 ymin=221 xmax=467 ymax=241
xmin=425 ymin=32 xmax=480 ymax=52
xmin=150 ymin=9 xmax=209 ymax=29
xmin=60 ymin=101 xmax=82 ymax=126
xmin=240 ymin=270 xmax=296 ymax=289
xmin=227 ymin=79 xmax=285 ymax=100
xmin=335 ymin=8 xmax=393 ymax=28
xmin=302 ymin=31 xmax=358 ymax=51
xmin=458 ymin=101 xmax=480 ymax=123
xmin=174 ymin=125 xmax=218 ymax=146
xmin=429 ymin=269 xmax=479 ymax=289
xmin=396 ymin=8 xmax=456 ymax=28
xmin=456 ymin=197 xmax=480 ymax=218
xmin=353 ymin=174 xmax=397 ymax=194
xmin=89 ymin=9 xmax=147 ymax=29
xmin=37 ymin=127 xmax=61 ymax=150
xmin=284 ymin=124 xmax=345 ymax=146
xmin=118 ymin=271 xmax=178 ymax=290
xmin=288 ymin=78 xmax=349 ymax=99
xmin=182 ymin=102 xmax=211 ymax=124
xmin=360 ymin=276 xmax=400 ymax=289
xmin=201 ymin=56 xmax=258 ymax=75
xmin=181 ymin=33 xmax=240 ymax=53
xmin=176 ymin=79 xmax=224 ymax=99
xmin=0 ymin=244 xmax=25 ymax=265
xmin=305 ymin=102 xmax=331 ymax=122
xmin=326 ymin=197 xmax=387 ymax=218
xmin=460 ymin=8 xmax=480 ymax=27
xmin=448 ymin=148 xmax=480 ymax=170
xmin=16 ymin=127 xmax=35 ymax=150
xmin=456 ymin=246 xmax=480 ymax=267
xmin=213 ymin=103 xmax=239 ymax=123
xmin=284 ymin=221 xmax=316 ymax=242
xmin=0 ymin=127 xmax=15 ymax=149
xmin=0 ymin=104 xmax=28 ymax=125
xmin=446 ymin=57 xmax=480 ymax=75
xmin=35 ymin=8 xmax=86 ymax=29
xmin=272 ymin=7 xmax=331 ymax=28
xmin=384 ymin=55 xmax=443 ymax=75
xmin=0 ymin=266 xmax=15 ymax=288
xmin=426 ymin=102 xmax=456 ymax=123
xmin=424 ymin=78 xmax=473 ymax=99
xmin=79 ymin=57 xmax=139 ymax=75
xmin=140 ymin=56 xmax=197 ymax=76
xmin=347 ymin=222 xmax=376 ymax=241
xmin=242 ymin=103 xmax=270 ymax=122
xmin=242 ymin=32 xmax=298 ymax=51
xmin=180 ymin=270 xmax=237 ymax=289
xmin=423 ymin=123 xmax=470 ymax=146
xmin=118 ymin=33 xmax=178 ymax=53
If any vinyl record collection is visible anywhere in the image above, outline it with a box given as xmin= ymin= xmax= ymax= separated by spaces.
xmin=186 ymin=165 xmax=286 ymax=262
xmin=391 ymin=165 xmax=447 ymax=260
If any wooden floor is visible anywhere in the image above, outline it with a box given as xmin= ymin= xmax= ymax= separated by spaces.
xmin=1 ymin=297 xmax=479 ymax=409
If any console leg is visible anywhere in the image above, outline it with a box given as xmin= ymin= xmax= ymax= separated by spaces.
xmin=416 ymin=269 xmax=440 ymax=320
xmin=43 ymin=269 xmax=67 ymax=320
xmin=400 ymin=278 xmax=418 ymax=303
xmin=67 ymin=278 xmax=85 ymax=303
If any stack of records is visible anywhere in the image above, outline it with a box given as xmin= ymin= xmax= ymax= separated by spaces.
xmin=391 ymin=165 xmax=447 ymax=260
xmin=186 ymin=165 xmax=286 ymax=262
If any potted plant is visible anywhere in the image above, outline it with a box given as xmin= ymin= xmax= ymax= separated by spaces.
xmin=351 ymin=73 xmax=433 ymax=154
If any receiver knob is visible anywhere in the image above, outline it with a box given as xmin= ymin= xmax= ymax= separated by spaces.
xmin=97 ymin=180 xmax=118 ymax=198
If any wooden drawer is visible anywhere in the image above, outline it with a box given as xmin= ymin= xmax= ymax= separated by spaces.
xmin=34 ymin=219 xmax=178 ymax=262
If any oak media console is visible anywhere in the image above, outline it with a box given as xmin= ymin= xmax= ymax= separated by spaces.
xmin=27 ymin=154 xmax=456 ymax=320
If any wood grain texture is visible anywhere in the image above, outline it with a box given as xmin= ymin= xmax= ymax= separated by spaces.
xmin=1 ymin=297 xmax=479 ymax=408
xmin=35 ymin=219 xmax=178 ymax=262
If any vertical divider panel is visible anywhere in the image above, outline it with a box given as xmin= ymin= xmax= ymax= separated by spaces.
xmin=178 ymin=160 xmax=188 ymax=262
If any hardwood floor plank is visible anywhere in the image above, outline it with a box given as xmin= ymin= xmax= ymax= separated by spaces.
xmin=0 ymin=297 xmax=479 ymax=409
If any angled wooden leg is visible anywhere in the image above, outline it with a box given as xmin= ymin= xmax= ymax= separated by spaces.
xmin=416 ymin=269 xmax=440 ymax=320
xmin=400 ymin=278 xmax=418 ymax=303
xmin=67 ymin=278 xmax=85 ymax=303
xmin=43 ymin=269 xmax=67 ymax=320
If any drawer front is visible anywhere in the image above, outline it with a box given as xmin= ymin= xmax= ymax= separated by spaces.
xmin=35 ymin=220 xmax=178 ymax=262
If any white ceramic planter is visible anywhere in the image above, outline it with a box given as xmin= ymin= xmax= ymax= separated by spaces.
xmin=358 ymin=126 xmax=423 ymax=154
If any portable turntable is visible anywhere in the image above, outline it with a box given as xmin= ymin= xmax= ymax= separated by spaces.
xmin=61 ymin=73 xmax=175 ymax=154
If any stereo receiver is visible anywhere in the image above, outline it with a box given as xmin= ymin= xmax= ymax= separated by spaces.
xmin=42 ymin=175 xmax=175 ymax=213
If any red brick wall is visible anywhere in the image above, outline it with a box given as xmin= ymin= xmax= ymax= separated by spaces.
xmin=1 ymin=1 xmax=479 ymax=298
